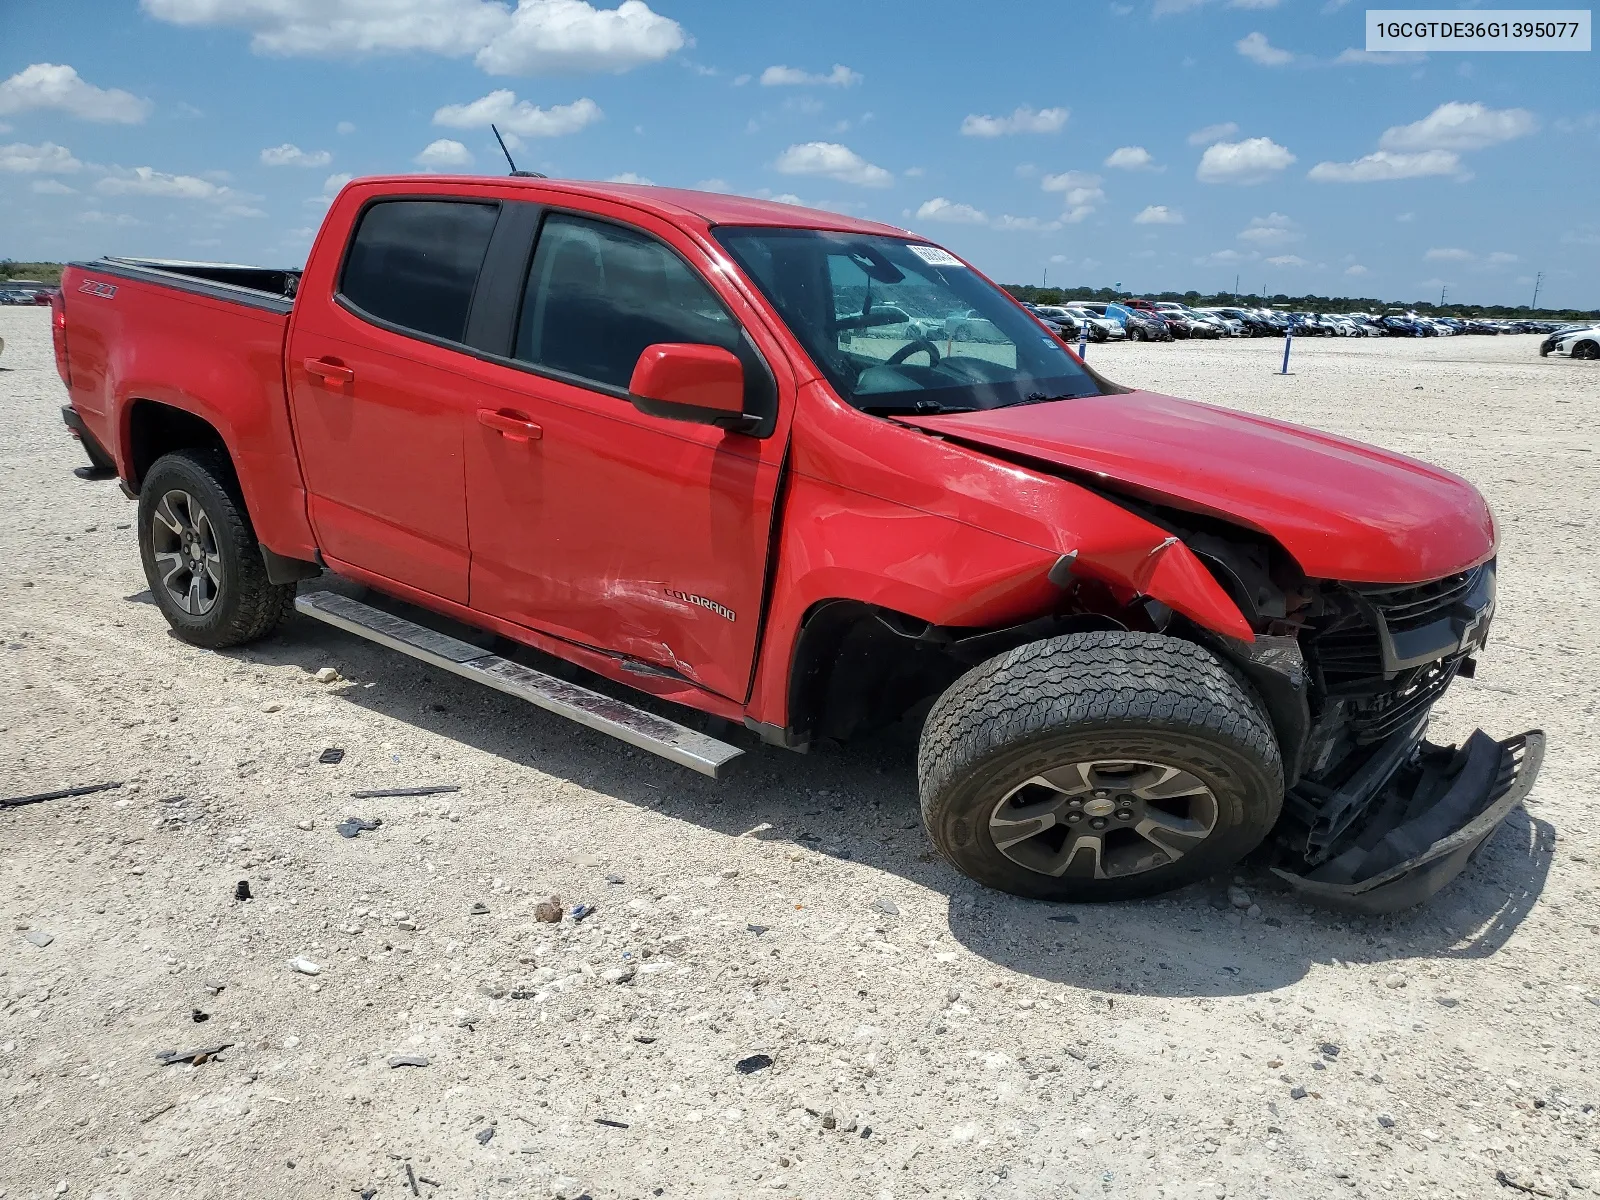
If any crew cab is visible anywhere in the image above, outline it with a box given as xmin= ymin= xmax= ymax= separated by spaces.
xmin=54 ymin=176 xmax=1541 ymax=911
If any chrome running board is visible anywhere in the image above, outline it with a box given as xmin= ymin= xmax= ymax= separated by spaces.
xmin=294 ymin=591 xmax=744 ymax=778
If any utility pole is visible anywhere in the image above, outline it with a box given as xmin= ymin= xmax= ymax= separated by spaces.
xmin=1043 ymin=266 xmax=1048 ymax=289
xmin=1439 ymin=284 xmax=1447 ymax=308
xmin=1531 ymin=271 xmax=1543 ymax=311
xmin=1234 ymin=273 xmax=1240 ymax=300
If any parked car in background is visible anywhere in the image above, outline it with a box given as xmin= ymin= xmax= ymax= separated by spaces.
xmin=1540 ymin=324 xmax=1600 ymax=359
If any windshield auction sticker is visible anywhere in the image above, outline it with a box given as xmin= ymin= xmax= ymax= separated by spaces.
xmin=1367 ymin=9 xmax=1590 ymax=50
xmin=908 ymin=245 xmax=964 ymax=267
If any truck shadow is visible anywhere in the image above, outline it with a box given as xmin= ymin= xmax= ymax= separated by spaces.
xmin=236 ymin=596 xmax=1555 ymax=1001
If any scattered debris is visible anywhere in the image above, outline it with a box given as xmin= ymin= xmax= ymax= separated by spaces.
xmin=235 ymin=881 xmax=253 ymax=902
xmin=203 ymin=981 xmax=226 ymax=995
xmin=261 ymin=701 xmax=283 ymax=713
xmin=290 ymin=957 xmax=323 ymax=977
xmin=822 ymin=1110 xmax=837 ymax=1130
xmin=336 ymin=816 xmax=383 ymax=838
xmin=314 ymin=667 xmax=342 ymax=684
xmin=605 ymin=873 xmax=624 ymax=885
xmin=739 ymin=822 xmax=773 ymax=838
xmin=1384 ymin=972 xmax=1408 ymax=989
xmin=1495 ymin=1168 xmax=1555 ymax=1196
xmin=388 ymin=1054 xmax=431 ymax=1069
xmin=2 ymin=780 xmax=122 ymax=808
xmin=736 ymin=1054 xmax=773 ymax=1075
xmin=155 ymin=1042 xmax=233 ymax=1066
xmin=24 ymin=930 xmax=53 ymax=948
xmin=872 ymin=898 xmax=899 ymax=916
xmin=633 ymin=1034 xmax=657 ymax=1044
xmin=191 ymin=1009 xmax=210 ymax=1023
xmin=1320 ymin=1043 xmax=1341 ymax=1059
xmin=1290 ymin=1085 xmax=1308 ymax=1100
xmin=1378 ymin=1114 xmax=1396 ymax=1128
xmin=139 ymin=1102 xmax=176 ymax=1124
xmin=475 ymin=1127 xmax=495 ymax=1145
xmin=594 ymin=1117 xmax=629 ymax=1129
xmin=470 ymin=902 xmax=489 ymax=915
xmin=1048 ymin=912 xmax=1080 ymax=924
xmin=602 ymin=964 xmax=636 ymax=985
xmin=747 ymin=923 xmax=770 ymax=936
xmin=571 ymin=903 xmax=596 ymax=922
xmin=318 ymin=747 xmax=345 ymax=764
xmin=350 ymin=786 xmax=458 ymax=799
xmin=404 ymin=1162 xmax=420 ymax=1196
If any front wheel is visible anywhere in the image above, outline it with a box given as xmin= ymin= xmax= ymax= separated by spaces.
xmin=1573 ymin=340 xmax=1599 ymax=360
xmin=138 ymin=448 xmax=295 ymax=648
xmin=918 ymin=631 xmax=1284 ymax=902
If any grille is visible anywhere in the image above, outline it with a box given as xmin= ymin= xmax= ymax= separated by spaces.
xmin=1348 ymin=654 xmax=1464 ymax=744
xmin=1352 ymin=568 xmax=1477 ymax=633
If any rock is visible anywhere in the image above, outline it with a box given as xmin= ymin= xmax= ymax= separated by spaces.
xmin=260 ymin=701 xmax=283 ymax=714
xmin=336 ymin=816 xmax=381 ymax=839
xmin=475 ymin=1126 xmax=494 ymax=1145
xmin=602 ymin=964 xmax=636 ymax=985
xmin=1437 ymin=993 xmax=1461 ymax=1007
xmin=1384 ymin=972 xmax=1408 ymax=989
xmin=719 ymin=868 xmax=739 ymax=879
xmin=1320 ymin=1043 xmax=1340 ymax=1058
xmin=533 ymin=895 xmax=564 ymax=923
xmin=1246 ymin=904 xmax=1262 ymax=919
xmin=747 ymin=924 xmax=770 ymax=936
xmin=470 ymin=902 xmax=489 ymax=915
xmin=551 ymin=1175 xmax=583 ymax=1199
xmin=290 ymin=957 xmax=323 ymax=977
xmin=1264 ymin=916 xmax=1283 ymax=928
xmin=872 ymin=898 xmax=899 ymax=916
xmin=387 ymin=1054 xmax=430 ymax=1068
xmin=295 ymin=819 xmax=314 ymax=831
xmin=1378 ymin=1114 xmax=1395 ymax=1128
xmin=56 ymin=1181 xmax=68 ymax=1195
xmin=396 ymin=919 xmax=417 ymax=932
xmin=605 ymin=873 xmax=625 ymax=885
xmin=314 ymin=667 xmax=342 ymax=684
xmin=1228 ymin=886 xmax=1252 ymax=910
xmin=24 ymin=930 xmax=53 ymax=948
xmin=283 ymin=1035 xmax=301 ymax=1049
xmin=1290 ymin=1085 xmax=1308 ymax=1100
xmin=736 ymin=1053 xmax=774 ymax=1074
xmin=821 ymin=1110 xmax=837 ymax=1130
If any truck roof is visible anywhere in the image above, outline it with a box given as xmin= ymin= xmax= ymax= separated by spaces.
xmin=365 ymin=175 xmax=913 ymax=238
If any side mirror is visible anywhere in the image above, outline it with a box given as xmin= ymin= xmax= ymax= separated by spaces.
xmin=628 ymin=343 xmax=749 ymax=431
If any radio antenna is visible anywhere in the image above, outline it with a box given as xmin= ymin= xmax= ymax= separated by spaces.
xmin=491 ymin=124 xmax=545 ymax=178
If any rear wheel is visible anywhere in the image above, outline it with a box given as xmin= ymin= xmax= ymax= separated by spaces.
xmin=918 ymin=631 xmax=1283 ymax=902
xmin=1573 ymin=340 xmax=1599 ymax=360
xmin=137 ymin=448 xmax=294 ymax=649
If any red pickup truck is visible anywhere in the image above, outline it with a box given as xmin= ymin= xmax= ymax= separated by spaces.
xmin=54 ymin=175 xmax=1540 ymax=912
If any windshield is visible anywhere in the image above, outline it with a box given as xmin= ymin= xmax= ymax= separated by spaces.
xmin=713 ymin=228 xmax=1099 ymax=414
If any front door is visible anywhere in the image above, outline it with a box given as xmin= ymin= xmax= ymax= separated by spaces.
xmin=286 ymin=197 xmax=500 ymax=604
xmin=463 ymin=208 xmax=791 ymax=702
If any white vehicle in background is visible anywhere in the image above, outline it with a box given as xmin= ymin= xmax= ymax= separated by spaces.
xmin=943 ymin=308 xmax=1005 ymax=343
xmin=1540 ymin=324 xmax=1600 ymax=359
xmin=1048 ymin=304 xmax=1126 ymax=341
xmin=1194 ymin=308 xmax=1247 ymax=337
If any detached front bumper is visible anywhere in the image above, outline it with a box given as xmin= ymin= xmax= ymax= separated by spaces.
xmin=1273 ymin=728 xmax=1544 ymax=914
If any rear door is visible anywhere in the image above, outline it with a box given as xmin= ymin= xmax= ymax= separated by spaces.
xmin=460 ymin=204 xmax=794 ymax=703
xmin=285 ymin=195 xmax=501 ymax=603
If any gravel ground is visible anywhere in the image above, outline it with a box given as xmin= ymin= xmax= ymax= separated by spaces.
xmin=3 ymin=307 xmax=1598 ymax=1200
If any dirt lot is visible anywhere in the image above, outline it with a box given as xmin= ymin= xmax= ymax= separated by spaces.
xmin=3 ymin=308 xmax=1598 ymax=1200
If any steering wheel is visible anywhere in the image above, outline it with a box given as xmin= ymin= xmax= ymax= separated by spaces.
xmin=887 ymin=335 xmax=942 ymax=367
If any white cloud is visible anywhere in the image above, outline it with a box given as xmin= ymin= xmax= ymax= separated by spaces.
xmin=1105 ymin=145 xmax=1157 ymax=171
xmin=1345 ymin=264 xmax=1369 ymax=276
xmin=694 ymin=177 xmax=729 ymax=191
xmin=1334 ymin=48 xmax=1427 ymax=65
xmin=1238 ymin=212 xmax=1301 ymax=245
xmin=1187 ymin=121 xmax=1239 ymax=146
xmin=0 ymin=63 xmax=151 ymax=123
xmin=992 ymin=214 xmax=1061 ymax=232
xmin=774 ymin=141 xmax=891 ymax=187
xmin=1486 ymin=251 xmax=1519 ymax=265
xmin=959 ymin=105 xmax=1068 ymax=137
xmin=414 ymin=138 xmax=475 ymax=170
xmin=1133 ymin=204 xmax=1183 ymax=225
xmin=141 ymin=0 xmax=685 ymax=75
xmin=1195 ymin=248 xmax=1253 ymax=265
xmin=97 ymin=166 xmax=234 ymax=200
xmin=916 ymin=197 xmax=987 ymax=224
xmin=434 ymin=90 xmax=602 ymax=137
xmin=79 ymin=210 xmax=142 ymax=227
xmin=1378 ymin=101 xmax=1538 ymax=151
xmin=1266 ymin=254 xmax=1307 ymax=266
xmin=607 ymin=171 xmax=653 ymax=184
xmin=0 ymin=141 xmax=83 ymax=174
xmin=336 ymin=120 xmax=357 ymax=134
xmin=760 ymin=64 xmax=861 ymax=87
xmin=476 ymin=0 xmax=686 ymax=74
xmin=1039 ymin=170 xmax=1102 ymax=201
xmin=731 ymin=73 xmax=751 ymax=86
xmin=1236 ymin=32 xmax=1293 ymax=66
xmin=1425 ymin=247 xmax=1472 ymax=261
xmin=1196 ymin=137 xmax=1295 ymax=184
xmin=1307 ymin=149 xmax=1464 ymax=182
xmin=261 ymin=143 xmax=333 ymax=167
xmin=31 ymin=178 xmax=78 ymax=194
xmin=307 ymin=171 xmax=354 ymax=208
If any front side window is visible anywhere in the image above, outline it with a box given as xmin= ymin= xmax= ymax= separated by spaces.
xmin=514 ymin=212 xmax=738 ymax=390
xmin=714 ymin=228 xmax=1099 ymax=415
xmin=339 ymin=199 xmax=499 ymax=343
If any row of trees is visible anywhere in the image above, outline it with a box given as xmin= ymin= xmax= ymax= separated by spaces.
xmin=0 ymin=261 xmax=65 ymax=285
xmin=1004 ymin=283 xmax=1599 ymax=323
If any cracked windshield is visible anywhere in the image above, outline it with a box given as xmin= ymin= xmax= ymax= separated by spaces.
xmin=715 ymin=228 xmax=1099 ymax=415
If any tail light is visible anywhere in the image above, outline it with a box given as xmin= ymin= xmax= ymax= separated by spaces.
xmin=50 ymin=289 xmax=69 ymax=386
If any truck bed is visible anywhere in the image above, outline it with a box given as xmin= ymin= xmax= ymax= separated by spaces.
xmin=87 ymin=256 xmax=301 ymax=313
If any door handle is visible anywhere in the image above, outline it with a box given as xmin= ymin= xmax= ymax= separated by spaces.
xmin=304 ymin=358 xmax=355 ymax=386
xmin=478 ymin=409 xmax=543 ymax=442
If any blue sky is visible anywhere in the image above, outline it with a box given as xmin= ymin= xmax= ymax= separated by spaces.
xmin=1 ymin=0 xmax=1594 ymax=307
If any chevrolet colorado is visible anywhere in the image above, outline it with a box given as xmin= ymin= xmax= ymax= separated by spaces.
xmin=54 ymin=176 xmax=1541 ymax=911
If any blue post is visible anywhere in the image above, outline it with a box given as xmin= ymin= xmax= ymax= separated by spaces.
xmin=1078 ymin=320 xmax=1089 ymax=360
xmin=1280 ymin=323 xmax=1293 ymax=374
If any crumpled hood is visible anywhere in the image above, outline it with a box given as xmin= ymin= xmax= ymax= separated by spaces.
xmin=903 ymin=390 xmax=1495 ymax=584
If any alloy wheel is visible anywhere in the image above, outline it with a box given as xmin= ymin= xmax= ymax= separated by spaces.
xmin=988 ymin=758 xmax=1219 ymax=879
xmin=150 ymin=489 xmax=223 ymax=615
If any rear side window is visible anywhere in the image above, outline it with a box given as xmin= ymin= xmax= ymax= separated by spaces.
xmin=340 ymin=200 xmax=499 ymax=343
xmin=513 ymin=212 xmax=738 ymax=390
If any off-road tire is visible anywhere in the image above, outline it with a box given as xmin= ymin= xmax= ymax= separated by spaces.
xmin=137 ymin=448 xmax=294 ymax=649
xmin=918 ymin=630 xmax=1284 ymax=902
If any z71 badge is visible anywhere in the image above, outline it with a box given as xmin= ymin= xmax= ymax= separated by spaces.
xmin=78 ymin=280 xmax=118 ymax=299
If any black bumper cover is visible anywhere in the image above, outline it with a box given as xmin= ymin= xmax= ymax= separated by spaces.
xmin=1273 ymin=728 xmax=1544 ymax=914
